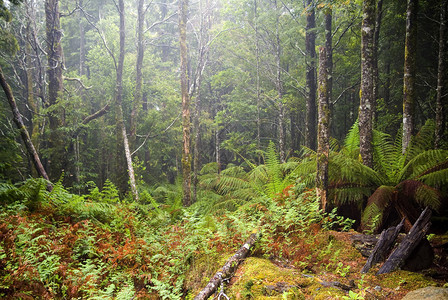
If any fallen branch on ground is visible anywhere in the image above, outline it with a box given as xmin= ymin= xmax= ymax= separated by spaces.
xmin=377 ymin=207 xmax=432 ymax=275
xmin=361 ymin=218 xmax=405 ymax=273
xmin=194 ymin=230 xmax=260 ymax=300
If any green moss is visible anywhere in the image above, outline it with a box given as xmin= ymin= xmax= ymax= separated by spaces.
xmin=228 ymin=257 xmax=312 ymax=299
xmin=378 ymin=270 xmax=438 ymax=290
xmin=312 ymin=287 xmax=346 ymax=299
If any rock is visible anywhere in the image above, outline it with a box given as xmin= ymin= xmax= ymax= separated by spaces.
xmin=402 ymin=287 xmax=448 ymax=300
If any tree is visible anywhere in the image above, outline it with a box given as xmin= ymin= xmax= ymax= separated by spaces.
xmin=130 ymin=0 xmax=145 ymax=149
xmin=179 ymin=0 xmax=192 ymax=206
xmin=45 ymin=0 xmax=65 ymax=179
xmin=359 ymin=0 xmax=375 ymax=168
xmin=316 ymin=47 xmax=330 ymax=211
xmin=402 ymin=0 xmax=418 ymax=154
xmin=305 ymin=0 xmax=317 ymax=151
xmin=0 ymin=0 xmax=49 ymax=183
xmin=372 ymin=0 xmax=383 ymax=122
xmin=435 ymin=0 xmax=447 ymax=149
xmin=115 ymin=0 xmax=139 ymax=201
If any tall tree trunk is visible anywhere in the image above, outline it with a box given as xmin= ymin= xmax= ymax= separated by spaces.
xmin=24 ymin=24 xmax=40 ymax=176
xmin=192 ymin=0 xmax=212 ymax=203
xmin=45 ymin=0 xmax=64 ymax=179
xmin=0 ymin=66 xmax=50 ymax=183
xmin=316 ymin=47 xmax=330 ymax=212
xmin=79 ymin=0 xmax=86 ymax=77
xmin=275 ymin=0 xmax=285 ymax=162
xmin=402 ymin=0 xmax=418 ymax=154
xmin=305 ymin=0 xmax=317 ymax=150
xmin=325 ymin=7 xmax=333 ymax=104
xmin=131 ymin=0 xmax=145 ymax=149
xmin=435 ymin=0 xmax=447 ymax=149
xmin=372 ymin=0 xmax=383 ymax=123
xmin=254 ymin=0 xmax=262 ymax=162
xmin=116 ymin=0 xmax=139 ymax=201
xmin=359 ymin=0 xmax=375 ymax=168
xmin=179 ymin=0 xmax=192 ymax=206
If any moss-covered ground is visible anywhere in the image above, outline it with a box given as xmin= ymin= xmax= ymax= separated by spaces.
xmin=187 ymin=229 xmax=447 ymax=299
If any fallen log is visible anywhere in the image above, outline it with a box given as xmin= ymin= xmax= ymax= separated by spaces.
xmin=361 ymin=218 xmax=405 ymax=273
xmin=377 ymin=207 xmax=432 ymax=275
xmin=194 ymin=231 xmax=260 ymax=300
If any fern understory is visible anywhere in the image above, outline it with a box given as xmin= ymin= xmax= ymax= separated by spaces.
xmin=1 ymin=126 xmax=448 ymax=299
xmin=0 ymin=174 xmax=360 ymax=299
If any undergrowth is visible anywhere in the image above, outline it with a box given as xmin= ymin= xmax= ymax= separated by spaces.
xmin=0 ymin=178 xmax=354 ymax=299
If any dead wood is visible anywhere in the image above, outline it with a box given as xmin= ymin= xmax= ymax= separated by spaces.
xmin=194 ymin=231 xmax=260 ymax=300
xmin=377 ymin=207 xmax=432 ymax=275
xmin=361 ymin=218 xmax=405 ymax=273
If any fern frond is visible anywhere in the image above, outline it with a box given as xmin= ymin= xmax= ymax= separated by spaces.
xmin=406 ymin=119 xmax=435 ymax=160
xmin=343 ymin=121 xmax=360 ymax=158
xmin=414 ymin=185 xmax=441 ymax=211
xmin=329 ymin=186 xmax=372 ymax=205
xmin=372 ymin=129 xmax=396 ymax=180
xmin=399 ymin=150 xmax=448 ymax=183
xmin=396 ymin=180 xmax=441 ymax=211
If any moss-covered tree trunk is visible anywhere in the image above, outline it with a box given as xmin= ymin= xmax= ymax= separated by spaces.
xmin=305 ymin=0 xmax=316 ymax=151
xmin=435 ymin=0 xmax=446 ymax=149
xmin=179 ymin=0 xmax=192 ymax=206
xmin=0 ymin=66 xmax=50 ymax=183
xmin=325 ymin=7 xmax=333 ymax=105
xmin=316 ymin=47 xmax=330 ymax=212
xmin=45 ymin=0 xmax=65 ymax=180
xmin=359 ymin=0 xmax=375 ymax=168
xmin=116 ymin=0 xmax=139 ymax=201
xmin=402 ymin=0 xmax=418 ymax=154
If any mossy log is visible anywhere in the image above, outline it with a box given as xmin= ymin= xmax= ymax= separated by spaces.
xmin=377 ymin=207 xmax=432 ymax=275
xmin=194 ymin=231 xmax=260 ymax=300
xmin=361 ymin=218 xmax=405 ymax=273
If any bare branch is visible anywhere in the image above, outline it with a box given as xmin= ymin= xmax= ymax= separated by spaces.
xmin=63 ymin=76 xmax=92 ymax=90
xmin=132 ymin=112 xmax=180 ymax=156
xmin=78 ymin=4 xmax=118 ymax=71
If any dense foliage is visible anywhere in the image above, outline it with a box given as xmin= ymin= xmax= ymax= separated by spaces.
xmin=0 ymin=177 xmax=357 ymax=298
xmin=1 ymin=0 xmax=448 ymax=298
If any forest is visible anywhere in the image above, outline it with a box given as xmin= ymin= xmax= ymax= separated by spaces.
xmin=1 ymin=0 xmax=448 ymax=299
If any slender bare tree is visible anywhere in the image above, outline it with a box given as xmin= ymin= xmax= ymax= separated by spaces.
xmin=359 ymin=0 xmax=375 ymax=168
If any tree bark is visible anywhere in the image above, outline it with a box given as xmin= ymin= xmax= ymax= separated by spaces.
xmin=179 ymin=0 xmax=192 ymax=206
xmin=45 ymin=0 xmax=65 ymax=179
xmin=402 ymin=0 xmax=418 ymax=154
xmin=325 ymin=7 xmax=333 ymax=105
xmin=372 ymin=0 xmax=383 ymax=123
xmin=305 ymin=0 xmax=317 ymax=151
xmin=194 ymin=231 xmax=260 ymax=300
xmin=361 ymin=218 xmax=404 ymax=273
xmin=316 ymin=47 xmax=330 ymax=212
xmin=274 ymin=0 xmax=285 ymax=163
xmin=359 ymin=0 xmax=375 ymax=168
xmin=79 ymin=0 xmax=86 ymax=77
xmin=116 ymin=0 xmax=139 ymax=201
xmin=0 ymin=66 xmax=50 ymax=183
xmin=254 ymin=0 xmax=262 ymax=162
xmin=435 ymin=0 xmax=447 ymax=149
xmin=192 ymin=0 xmax=212 ymax=204
xmin=130 ymin=0 xmax=145 ymax=149
xmin=377 ymin=207 xmax=431 ymax=275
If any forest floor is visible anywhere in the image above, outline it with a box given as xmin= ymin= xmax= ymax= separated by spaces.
xmin=187 ymin=230 xmax=448 ymax=299
xmin=1 ymin=181 xmax=447 ymax=299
